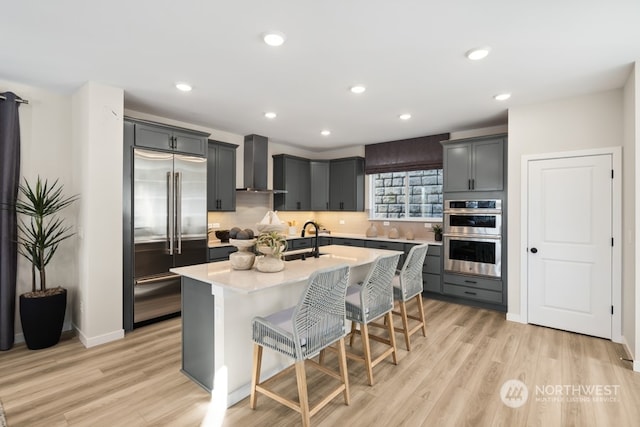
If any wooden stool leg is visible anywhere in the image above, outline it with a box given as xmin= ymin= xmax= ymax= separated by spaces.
xmin=399 ymin=300 xmax=411 ymax=351
xmin=319 ymin=348 xmax=326 ymax=365
xmin=295 ymin=360 xmax=311 ymax=427
xmin=361 ymin=322 xmax=374 ymax=386
xmin=416 ymin=294 xmax=427 ymax=336
xmin=250 ymin=343 xmax=263 ymax=409
xmin=336 ymin=337 xmax=351 ymax=405
xmin=386 ymin=312 xmax=398 ymax=365
xmin=349 ymin=321 xmax=357 ymax=347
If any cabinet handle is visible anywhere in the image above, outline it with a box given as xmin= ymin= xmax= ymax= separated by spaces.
xmin=468 ymin=179 xmax=472 ymax=190
xmin=297 ymin=201 xmax=301 ymax=210
xmin=472 ymin=179 xmax=475 ymax=190
xmin=464 ymin=291 xmax=477 ymax=295
xmin=464 ymin=280 xmax=477 ymax=284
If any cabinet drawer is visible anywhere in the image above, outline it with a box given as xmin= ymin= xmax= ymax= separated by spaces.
xmin=443 ymin=273 xmax=502 ymax=292
xmin=427 ymin=245 xmax=441 ymax=256
xmin=332 ymin=237 xmax=365 ymax=247
xmin=317 ymin=236 xmax=332 ymax=246
xmin=423 ymin=255 xmax=441 ymax=275
xmin=423 ymin=273 xmax=441 ymax=293
xmin=289 ymin=238 xmax=312 ymax=250
xmin=208 ymin=246 xmax=237 ymax=262
xmin=364 ymin=240 xmax=405 ymax=252
xmin=443 ymin=284 xmax=502 ymax=304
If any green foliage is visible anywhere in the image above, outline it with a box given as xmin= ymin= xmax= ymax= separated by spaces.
xmin=431 ymin=223 xmax=443 ymax=234
xmin=256 ymin=231 xmax=288 ymax=255
xmin=14 ymin=177 xmax=78 ymax=293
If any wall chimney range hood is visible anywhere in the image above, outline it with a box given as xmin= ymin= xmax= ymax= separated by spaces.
xmin=237 ymin=134 xmax=286 ymax=193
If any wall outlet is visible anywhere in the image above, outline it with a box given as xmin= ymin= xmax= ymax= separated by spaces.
xmin=424 ymin=223 xmax=430 ymax=228
xmin=383 ymin=221 xmax=390 ymax=226
xmin=212 ymin=223 xmax=221 ymax=229
xmin=339 ymin=220 xmax=345 ymax=225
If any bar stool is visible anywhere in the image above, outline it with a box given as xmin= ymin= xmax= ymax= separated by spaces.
xmin=343 ymin=253 xmax=401 ymax=386
xmin=250 ymin=264 xmax=351 ymax=427
xmin=392 ymin=244 xmax=429 ymax=351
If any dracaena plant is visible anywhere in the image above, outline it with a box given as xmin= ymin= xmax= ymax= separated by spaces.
xmin=14 ymin=177 xmax=78 ymax=293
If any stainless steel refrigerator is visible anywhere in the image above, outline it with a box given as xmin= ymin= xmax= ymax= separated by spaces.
xmin=132 ymin=148 xmax=207 ymax=325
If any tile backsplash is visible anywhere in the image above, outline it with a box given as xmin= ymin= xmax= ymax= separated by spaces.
xmin=208 ymin=193 xmax=441 ymax=242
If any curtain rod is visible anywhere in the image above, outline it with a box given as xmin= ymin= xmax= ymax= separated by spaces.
xmin=0 ymin=95 xmax=29 ymax=104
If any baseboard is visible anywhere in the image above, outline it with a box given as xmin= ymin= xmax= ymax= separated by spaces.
xmin=620 ymin=336 xmax=638 ymax=372
xmin=506 ymin=312 xmax=526 ymax=324
xmin=14 ymin=320 xmax=73 ymax=345
xmin=75 ymin=325 xmax=124 ymax=348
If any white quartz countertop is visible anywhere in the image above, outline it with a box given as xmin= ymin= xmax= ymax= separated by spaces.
xmin=208 ymin=232 xmax=441 ymax=248
xmin=171 ymin=245 xmax=404 ymax=294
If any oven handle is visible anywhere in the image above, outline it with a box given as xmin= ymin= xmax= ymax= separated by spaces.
xmin=443 ymin=233 xmax=501 ymax=240
xmin=443 ymin=209 xmax=502 ymax=215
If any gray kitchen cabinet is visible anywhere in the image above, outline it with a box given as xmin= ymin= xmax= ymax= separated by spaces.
xmin=207 ymin=140 xmax=237 ymax=211
xmin=289 ymin=237 xmax=312 ymax=250
xmin=441 ymin=273 xmax=504 ymax=305
xmin=331 ymin=237 xmax=365 ymax=247
xmin=130 ymin=119 xmax=208 ymax=156
xmin=329 ymin=157 xmax=365 ymax=211
xmin=310 ymin=160 xmax=330 ymax=211
xmin=422 ymin=245 xmax=442 ymax=293
xmin=442 ymin=135 xmax=505 ymax=192
xmin=208 ymin=246 xmax=237 ymax=262
xmin=273 ymin=155 xmax=311 ymax=211
xmin=365 ymin=240 xmax=406 ymax=267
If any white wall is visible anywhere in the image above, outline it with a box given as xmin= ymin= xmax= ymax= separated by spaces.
xmin=507 ymin=90 xmax=624 ymax=323
xmin=71 ymin=82 xmax=125 ymax=347
xmin=623 ymin=64 xmax=640 ymax=367
xmin=0 ymin=79 xmax=76 ymax=342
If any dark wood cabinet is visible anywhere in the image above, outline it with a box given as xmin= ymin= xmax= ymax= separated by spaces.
xmin=310 ymin=160 xmax=330 ymax=211
xmin=329 ymin=157 xmax=365 ymax=211
xmin=131 ymin=119 xmax=208 ymax=156
xmin=273 ymin=155 xmax=311 ymax=211
xmin=207 ymin=140 xmax=237 ymax=211
xmin=442 ymin=135 xmax=505 ymax=192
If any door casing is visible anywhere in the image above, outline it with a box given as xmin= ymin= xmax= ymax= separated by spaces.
xmin=519 ymin=147 xmax=622 ymax=342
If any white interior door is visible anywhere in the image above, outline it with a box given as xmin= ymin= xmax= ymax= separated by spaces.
xmin=527 ymin=154 xmax=612 ymax=339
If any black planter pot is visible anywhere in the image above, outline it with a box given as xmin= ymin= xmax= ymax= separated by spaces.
xmin=434 ymin=233 xmax=443 ymax=242
xmin=19 ymin=288 xmax=67 ymax=350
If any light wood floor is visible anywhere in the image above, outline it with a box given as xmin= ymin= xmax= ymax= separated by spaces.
xmin=1 ymin=299 xmax=639 ymax=427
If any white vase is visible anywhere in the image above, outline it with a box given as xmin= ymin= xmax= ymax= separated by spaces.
xmin=256 ymin=255 xmax=284 ymax=273
xmin=229 ymin=248 xmax=255 ymax=270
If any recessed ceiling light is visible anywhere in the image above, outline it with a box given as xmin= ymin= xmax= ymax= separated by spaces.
xmin=399 ymin=113 xmax=412 ymax=121
xmin=466 ymin=47 xmax=491 ymax=60
xmin=263 ymin=32 xmax=286 ymax=47
xmin=175 ymin=82 xmax=192 ymax=92
xmin=350 ymin=85 xmax=366 ymax=94
xmin=321 ymin=130 xmax=331 ymax=136
xmin=264 ymin=112 xmax=277 ymax=119
xmin=494 ymin=93 xmax=511 ymax=101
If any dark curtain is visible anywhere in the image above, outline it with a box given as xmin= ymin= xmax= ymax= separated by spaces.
xmin=0 ymin=92 xmax=22 ymax=351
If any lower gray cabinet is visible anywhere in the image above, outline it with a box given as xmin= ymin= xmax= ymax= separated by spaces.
xmin=208 ymin=246 xmax=237 ymax=262
xmin=423 ymin=245 xmax=442 ymax=293
xmin=441 ymin=273 xmax=503 ymax=305
xmin=331 ymin=237 xmax=365 ymax=247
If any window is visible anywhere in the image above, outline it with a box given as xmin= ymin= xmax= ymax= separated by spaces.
xmin=370 ymin=169 xmax=443 ymax=220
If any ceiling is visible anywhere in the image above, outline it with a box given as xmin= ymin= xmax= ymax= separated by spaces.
xmin=2 ymin=1 xmax=639 ymax=151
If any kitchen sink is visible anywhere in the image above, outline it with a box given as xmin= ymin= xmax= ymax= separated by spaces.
xmin=282 ymin=251 xmax=327 ymax=261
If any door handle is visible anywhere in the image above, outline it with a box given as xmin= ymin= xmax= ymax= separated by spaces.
xmin=530 ymin=247 xmax=538 ymax=254
xmin=175 ymin=172 xmax=182 ymax=255
xmin=167 ymin=172 xmax=174 ymax=255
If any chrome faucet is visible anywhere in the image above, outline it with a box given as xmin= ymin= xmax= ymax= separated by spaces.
xmin=301 ymin=221 xmax=320 ymax=258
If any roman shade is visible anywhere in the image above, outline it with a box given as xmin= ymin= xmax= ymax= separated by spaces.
xmin=364 ymin=133 xmax=449 ymax=174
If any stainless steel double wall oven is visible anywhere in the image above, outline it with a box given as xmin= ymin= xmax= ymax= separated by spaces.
xmin=443 ymin=199 xmax=502 ymax=278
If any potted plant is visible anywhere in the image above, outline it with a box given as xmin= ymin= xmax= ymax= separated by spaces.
xmin=14 ymin=176 xmax=78 ymax=350
xmin=432 ymin=224 xmax=443 ymax=242
xmin=255 ymin=231 xmax=288 ymax=273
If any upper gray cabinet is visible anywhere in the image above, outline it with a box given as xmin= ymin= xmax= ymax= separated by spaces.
xmin=442 ymin=135 xmax=505 ymax=192
xmin=207 ymin=140 xmax=237 ymax=211
xmin=329 ymin=157 xmax=365 ymax=211
xmin=131 ymin=119 xmax=208 ymax=156
xmin=310 ymin=160 xmax=330 ymax=211
xmin=273 ymin=155 xmax=311 ymax=211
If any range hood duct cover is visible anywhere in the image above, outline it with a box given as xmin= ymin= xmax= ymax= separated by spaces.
xmin=237 ymin=134 xmax=286 ymax=193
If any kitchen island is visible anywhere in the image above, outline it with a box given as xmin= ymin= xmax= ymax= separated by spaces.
xmin=170 ymin=244 xmax=403 ymax=407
